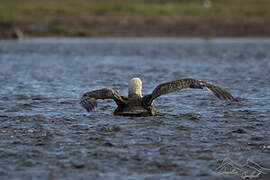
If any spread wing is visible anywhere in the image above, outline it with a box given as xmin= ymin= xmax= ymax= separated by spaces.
xmin=142 ymin=78 xmax=234 ymax=106
xmin=80 ymin=88 xmax=127 ymax=112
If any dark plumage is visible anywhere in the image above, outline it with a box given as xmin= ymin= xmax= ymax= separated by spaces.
xmin=80 ymin=78 xmax=235 ymax=116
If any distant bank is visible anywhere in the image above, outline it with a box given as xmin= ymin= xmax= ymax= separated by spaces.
xmin=1 ymin=0 xmax=269 ymax=39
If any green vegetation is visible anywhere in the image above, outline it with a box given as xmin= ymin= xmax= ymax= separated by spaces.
xmin=0 ymin=0 xmax=269 ymax=38
xmin=1 ymin=0 xmax=270 ymax=18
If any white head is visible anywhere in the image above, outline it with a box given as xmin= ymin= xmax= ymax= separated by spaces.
xmin=128 ymin=77 xmax=142 ymax=98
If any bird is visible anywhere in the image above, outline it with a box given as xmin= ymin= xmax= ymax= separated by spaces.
xmin=80 ymin=77 xmax=235 ymax=116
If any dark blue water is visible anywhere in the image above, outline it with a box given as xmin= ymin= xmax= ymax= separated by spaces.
xmin=0 ymin=38 xmax=269 ymax=179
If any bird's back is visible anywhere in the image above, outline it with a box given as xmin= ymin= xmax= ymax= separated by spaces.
xmin=114 ymin=98 xmax=155 ymax=116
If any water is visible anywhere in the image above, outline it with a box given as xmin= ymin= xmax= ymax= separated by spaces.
xmin=0 ymin=38 xmax=269 ymax=179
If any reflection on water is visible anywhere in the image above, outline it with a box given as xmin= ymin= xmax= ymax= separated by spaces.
xmin=0 ymin=38 xmax=269 ymax=179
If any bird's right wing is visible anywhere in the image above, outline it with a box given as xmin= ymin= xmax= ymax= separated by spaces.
xmin=142 ymin=78 xmax=234 ymax=106
xmin=80 ymin=88 xmax=127 ymax=112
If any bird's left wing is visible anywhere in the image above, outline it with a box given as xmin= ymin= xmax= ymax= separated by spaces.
xmin=142 ymin=78 xmax=234 ymax=106
xmin=80 ymin=88 xmax=127 ymax=112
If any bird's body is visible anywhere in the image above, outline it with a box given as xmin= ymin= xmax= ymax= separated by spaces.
xmin=114 ymin=98 xmax=156 ymax=116
xmin=80 ymin=78 xmax=235 ymax=116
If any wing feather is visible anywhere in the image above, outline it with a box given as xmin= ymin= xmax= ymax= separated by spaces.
xmin=142 ymin=78 xmax=234 ymax=106
xmin=80 ymin=88 xmax=127 ymax=112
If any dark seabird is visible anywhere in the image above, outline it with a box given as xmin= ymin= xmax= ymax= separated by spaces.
xmin=80 ymin=78 xmax=235 ymax=116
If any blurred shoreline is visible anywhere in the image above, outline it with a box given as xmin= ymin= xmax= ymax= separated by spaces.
xmin=1 ymin=21 xmax=269 ymax=39
xmin=1 ymin=0 xmax=269 ymax=39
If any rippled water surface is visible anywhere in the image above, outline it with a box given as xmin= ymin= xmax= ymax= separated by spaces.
xmin=0 ymin=38 xmax=270 ymax=179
